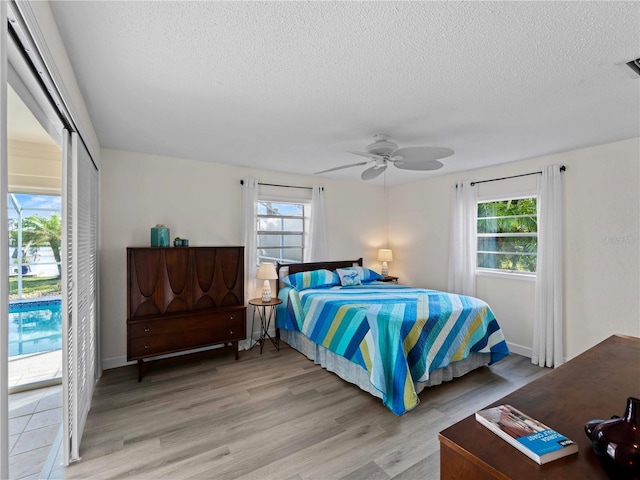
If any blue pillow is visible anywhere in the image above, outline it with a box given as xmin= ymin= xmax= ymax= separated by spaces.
xmin=336 ymin=268 xmax=362 ymax=286
xmin=282 ymin=269 xmax=339 ymax=290
xmin=341 ymin=266 xmax=382 ymax=283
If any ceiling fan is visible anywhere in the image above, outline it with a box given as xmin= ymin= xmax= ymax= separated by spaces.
xmin=315 ymin=134 xmax=454 ymax=180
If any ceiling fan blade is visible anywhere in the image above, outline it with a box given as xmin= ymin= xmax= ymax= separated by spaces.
xmin=347 ymin=150 xmax=385 ymax=161
xmin=314 ymin=161 xmax=369 ymax=175
xmin=393 ymin=146 xmax=454 ymax=163
xmin=394 ymin=159 xmax=444 ymax=171
xmin=361 ymin=164 xmax=387 ymax=181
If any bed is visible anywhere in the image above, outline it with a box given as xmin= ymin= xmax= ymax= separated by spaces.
xmin=275 ymin=259 xmax=510 ymax=416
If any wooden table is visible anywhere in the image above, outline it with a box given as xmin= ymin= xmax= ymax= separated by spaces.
xmin=439 ymin=335 xmax=640 ymax=480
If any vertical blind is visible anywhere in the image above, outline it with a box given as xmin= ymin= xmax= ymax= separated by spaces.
xmin=74 ymin=131 xmax=98 ymax=456
xmin=61 ymin=129 xmax=73 ymax=465
xmin=62 ymin=131 xmax=98 ymax=464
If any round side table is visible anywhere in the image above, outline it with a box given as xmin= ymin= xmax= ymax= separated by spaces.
xmin=248 ymin=297 xmax=282 ymax=354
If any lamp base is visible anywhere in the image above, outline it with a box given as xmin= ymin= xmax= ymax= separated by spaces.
xmin=261 ymin=280 xmax=272 ymax=302
xmin=381 ymin=262 xmax=389 ymax=278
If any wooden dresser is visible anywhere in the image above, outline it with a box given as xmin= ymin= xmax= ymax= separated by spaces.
xmin=127 ymin=246 xmax=246 ymax=380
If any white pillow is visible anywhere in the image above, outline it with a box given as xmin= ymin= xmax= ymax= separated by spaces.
xmin=336 ymin=268 xmax=362 ymax=286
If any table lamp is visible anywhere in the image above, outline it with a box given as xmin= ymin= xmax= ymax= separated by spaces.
xmin=378 ymin=249 xmax=393 ymax=277
xmin=256 ymin=262 xmax=278 ymax=302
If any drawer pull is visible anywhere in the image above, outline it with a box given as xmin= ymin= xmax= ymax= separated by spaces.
xmin=230 ymin=329 xmax=234 ymax=335
xmin=230 ymin=315 xmax=234 ymax=320
xmin=144 ymin=327 xmax=150 ymax=332
xmin=144 ymin=344 xmax=150 ymax=349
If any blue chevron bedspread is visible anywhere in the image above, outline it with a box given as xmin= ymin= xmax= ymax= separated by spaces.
xmin=277 ymin=283 xmax=509 ymax=415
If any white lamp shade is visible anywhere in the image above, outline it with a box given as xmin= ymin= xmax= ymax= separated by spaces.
xmin=377 ymin=249 xmax=393 ymax=262
xmin=256 ymin=262 xmax=277 ymax=302
xmin=256 ymin=262 xmax=278 ymax=280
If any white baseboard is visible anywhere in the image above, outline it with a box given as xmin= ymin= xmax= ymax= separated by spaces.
xmin=102 ymin=356 xmax=131 ymax=370
xmin=506 ymin=341 xmax=532 ymax=358
xmin=101 ymin=343 xmax=235 ymax=371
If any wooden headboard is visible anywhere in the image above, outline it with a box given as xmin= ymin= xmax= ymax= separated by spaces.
xmin=276 ymin=258 xmax=363 ymax=292
xmin=277 ymin=258 xmax=363 ymax=277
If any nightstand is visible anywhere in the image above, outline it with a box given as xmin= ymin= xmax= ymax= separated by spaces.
xmin=248 ymin=297 xmax=282 ymax=354
xmin=380 ymin=276 xmax=398 ymax=283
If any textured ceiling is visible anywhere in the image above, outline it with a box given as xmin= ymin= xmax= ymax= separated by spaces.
xmin=48 ymin=1 xmax=640 ymax=185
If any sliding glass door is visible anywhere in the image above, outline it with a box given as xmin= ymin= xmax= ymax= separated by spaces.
xmin=2 ymin=2 xmax=100 ymax=475
xmin=7 ymin=83 xmax=63 ymax=392
xmin=3 ymin=9 xmax=66 ymax=478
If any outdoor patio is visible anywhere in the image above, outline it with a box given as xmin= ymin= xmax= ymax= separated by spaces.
xmin=9 ymin=350 xmax=62 ymax=389
xmin=8 ymin=351 xmax=62 ymax=479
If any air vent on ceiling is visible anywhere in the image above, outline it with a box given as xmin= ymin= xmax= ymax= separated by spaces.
xmin=625 ymin=58 xmax=640 ymax=77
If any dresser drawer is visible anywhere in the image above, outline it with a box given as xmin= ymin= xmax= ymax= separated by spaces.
xmin=129 ymin=308 xmax=244 ymax=338
xmin=127 ymin=307 xmax=246 ymax=360
xmin=130 ymin=328 xmax=231 ymax=358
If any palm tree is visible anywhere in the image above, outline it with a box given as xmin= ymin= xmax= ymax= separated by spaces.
xmin=21 ymin=213 xmax=62 ymax=278
xmin=477 ymin=198 xmax=538 ymax=272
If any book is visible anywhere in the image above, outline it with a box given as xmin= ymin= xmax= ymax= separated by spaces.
xmin=475 ymin=404 xmax=578 ymax=465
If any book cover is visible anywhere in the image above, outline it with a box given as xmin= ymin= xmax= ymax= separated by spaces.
xmin=475 ymin=404 xmax=578 ymax=465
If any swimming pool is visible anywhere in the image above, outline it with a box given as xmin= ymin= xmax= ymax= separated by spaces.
xmin=9 ymin=299 xmax=62 ymax=357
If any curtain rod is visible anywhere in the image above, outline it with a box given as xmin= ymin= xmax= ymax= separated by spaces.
xmin=240 ymin=180 xmax=321 ymax=191
xmin=470 ymin=165 xmax=566 ymax=186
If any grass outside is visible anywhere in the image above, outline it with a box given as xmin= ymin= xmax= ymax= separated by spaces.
xmin=9 ymin=276 xmax=61 ymax=300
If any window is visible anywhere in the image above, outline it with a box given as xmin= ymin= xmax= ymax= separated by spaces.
xmin=8 ymin=193 xmax=62 ymax=299
xmin=477 ymin=196 xmax=537 ymax=274
xmin=257 ymin=199 xmax=307 ymax=265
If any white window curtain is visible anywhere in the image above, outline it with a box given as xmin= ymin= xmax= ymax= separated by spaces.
xmin=448 ymin=180 xmax=478 ymax=296
xmin=240 ymin=178 xmax=258 ymax=349
xmin=532 ymin=165 xmax=564 ymax=368
xmin=305 ymin=186 xmax=328 ymax=262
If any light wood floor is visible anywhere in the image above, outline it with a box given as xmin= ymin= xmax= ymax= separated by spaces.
xmin=62 ymin=343 xmax=549 ymax=480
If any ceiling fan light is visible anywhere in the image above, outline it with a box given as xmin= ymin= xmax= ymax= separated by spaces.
xmin=322 ymin=135 xmax=453 ymax=181
xmin=366 ymin=135 xmax=398 ymax=155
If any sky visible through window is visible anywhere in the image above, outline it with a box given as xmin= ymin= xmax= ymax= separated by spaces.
xmin=257 ymin=201 xmax=303 ymax=216
xmin=8 ymin=193 xmax=61 ymax=219
xmin=277 ymin=204 xmax=302 ymax=215
xmin=8 ymin=193 xmax=63 ymax=294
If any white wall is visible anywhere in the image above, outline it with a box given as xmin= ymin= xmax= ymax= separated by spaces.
xmin=388 ymin=138 xmax=640 ymax=360
xmin=102 ymin=139 xmax=639 ymax=368
xmin=100 ymin=148 xmax=387 ymax=368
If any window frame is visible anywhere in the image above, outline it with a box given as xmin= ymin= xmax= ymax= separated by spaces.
xmin=476 ymin=192 xmax=538 ymax=279
xmin=256 ymin=195 xmax=310 ymax=266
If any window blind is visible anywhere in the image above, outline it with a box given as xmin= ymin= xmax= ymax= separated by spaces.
xmin=62 ymin=131 xmax=98 ymax=464
xmin=61 ymin=129 xmax=74 ymax=464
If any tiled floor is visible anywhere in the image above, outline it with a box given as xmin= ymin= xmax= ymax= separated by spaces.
xmin=9 ymin=384 xmax=62 ymax=479
xmin=8 ymin=349 xmax=63 ymax=480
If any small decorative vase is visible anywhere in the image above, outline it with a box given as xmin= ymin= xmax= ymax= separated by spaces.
xmin=585 ymin=397 xmax=640 ymax=475
xmin=151 ymin=225 xmax=170 ymax=247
